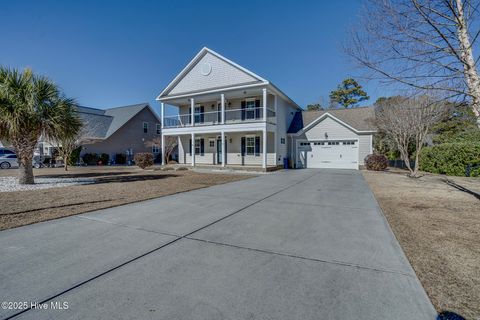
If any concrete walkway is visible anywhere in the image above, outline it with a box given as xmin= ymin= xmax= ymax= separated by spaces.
xmin=0 ymin=169 xmax=436 ymax=320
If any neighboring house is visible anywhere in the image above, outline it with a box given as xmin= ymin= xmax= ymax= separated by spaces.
xmin=39 ymin=103 xmax=162 ymax=162
xmin=157 ymin=47 xmax=376 ymax=170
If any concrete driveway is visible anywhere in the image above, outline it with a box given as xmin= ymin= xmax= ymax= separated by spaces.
xmin=0 ymin=169 xmax=436 ymax=320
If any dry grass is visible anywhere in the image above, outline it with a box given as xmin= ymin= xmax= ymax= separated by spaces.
xmin=363 ymin=169 xmax=480 ymax=319
xmin=0 ymin=166 xmax=252 ymax=231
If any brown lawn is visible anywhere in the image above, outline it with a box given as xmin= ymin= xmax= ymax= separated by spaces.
xmin=0 ymin=166 xmax=253 ymax=231
xmin=363 ymin=169 xmax=480 ymax=319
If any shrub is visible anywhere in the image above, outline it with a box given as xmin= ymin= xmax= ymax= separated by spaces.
xmin=82 ymin=153 xmax=98 ymax=165
xmin=98 ymin=153 xmax=109 ymax=165
xmin=167 ymin=160 xmax=178 ymax=164
xmin=419 ymin=142 xmax=480 ymax=176
xmin=68 ymin=146 xmax=82 ymax=166
xmin=364 ymin=154 xmax=388 ymax=171
xmin=134 ymin=153 xmax=154 ymax=169
xmin=115 ymin=153 xmax=126 ymax=165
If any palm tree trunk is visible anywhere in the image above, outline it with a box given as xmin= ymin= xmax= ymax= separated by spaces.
xmin=18 ymin=155 xmax=34 ymax=184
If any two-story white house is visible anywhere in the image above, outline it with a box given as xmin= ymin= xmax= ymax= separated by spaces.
xmin=157 ymin=47 xmax=376 ymax=171
xmin=157 ymin=47 xmax=300 ymax=170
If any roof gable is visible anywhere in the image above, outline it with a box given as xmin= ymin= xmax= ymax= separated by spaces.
xmin=158 ymin=47 xmax=267 ymax=98
xmin=288 ymin=107 xmax=377 ymax=134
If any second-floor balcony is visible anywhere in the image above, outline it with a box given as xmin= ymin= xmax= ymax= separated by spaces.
xmin=163 ymin=107 xmax=276 ymax=128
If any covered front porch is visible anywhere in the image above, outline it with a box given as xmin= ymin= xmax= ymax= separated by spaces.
xmin=165 ymin=130 xmax=278 ymax=170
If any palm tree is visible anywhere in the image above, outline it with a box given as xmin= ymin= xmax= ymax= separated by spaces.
xmin=0 ymin=67 xmax=81 ymax=184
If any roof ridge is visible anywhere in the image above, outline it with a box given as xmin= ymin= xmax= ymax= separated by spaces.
xmin=105 ymin=103 xmax=149 ymax=110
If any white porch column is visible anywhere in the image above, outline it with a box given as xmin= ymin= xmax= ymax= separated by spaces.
xmin=262 ymin=129 xmax=267 ymax=169
xmin=191 ymin=132 xmax=195 ymax=167
xmin=274 ymin=131 xmax=277 ymax=165
xmin=160 ymin=102 xmax=164 ymax=129
xmin=262 ymin=88 xmax=267 ymax=122
xmin=190 ymin=98 xmax=195 ymax=126
xmin=161 ymin=133 xmax=165 ymax=165
xmin=221 ymin=94 xmax=225 ymax=124
xmin=221 ymin=131 xmax=226 ymax=167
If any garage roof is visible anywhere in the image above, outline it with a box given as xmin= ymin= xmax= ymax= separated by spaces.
xmin=287 ymin=106 xmax=376 ymax=134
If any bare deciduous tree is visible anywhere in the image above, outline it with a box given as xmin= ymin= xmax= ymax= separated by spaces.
xmin=347 ymin=0 xmax=480 ymax=118
xmin=374 ymin=95 xmax=448 ymax=177
xmin=144 ymin=136 xmax=177 ymax=164
xmin=50 ymin=117 xmax=103 ymax=171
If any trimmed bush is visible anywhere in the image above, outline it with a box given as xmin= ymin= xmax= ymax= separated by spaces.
xmin=115 ymin=153 xmax=126 ymax=165
xmin=134 ymin=153 xmax=154 ymax=169
xmin=82 ymin=153 xmax=98 ymax=165
xmin=68 ymin=146 xmax=82 ymax=166
xmin=98 ymin=153 xmax=109 ymax=165
xmin=364 ymin=154 xmax=388 ymax=171
xmin=419 ymin=142 xmax=480 ymax=176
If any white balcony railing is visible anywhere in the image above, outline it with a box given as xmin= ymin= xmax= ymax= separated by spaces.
xmin=163 ymin=107 xmax=276 ymax=128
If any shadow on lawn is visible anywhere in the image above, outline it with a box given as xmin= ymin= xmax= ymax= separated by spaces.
xmin=94 ymin=174 xmax=179 ymax=184
xmin=38 ymin=171 xmax=136 ymax=179
xmin=437 ymin=311 xmax=466 ymax=320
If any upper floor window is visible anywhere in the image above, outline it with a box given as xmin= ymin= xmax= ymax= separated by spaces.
xmin=194 ymin=106 xmax=204 ymax=123
xmin=156 ymin=124 xmax=161 ymax=135
xmin=280 ymin=138 xmax=285 ymax=144
xmin=143 ymin=122 xmax=148 ymax=133
xmin=152 ymin=145 xmax=160 ymax=153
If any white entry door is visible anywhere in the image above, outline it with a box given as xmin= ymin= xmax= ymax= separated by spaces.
xmin=305 ymin=140 xmax=358 ymax=169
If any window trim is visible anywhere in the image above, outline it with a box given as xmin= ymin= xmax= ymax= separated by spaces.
xmin=245 ymin=135 xmax=255 ymax=156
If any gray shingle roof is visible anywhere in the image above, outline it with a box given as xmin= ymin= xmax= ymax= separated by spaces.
xmin=288 ymin=106 xmax=376 ymax=134
xmin=75 ymin=103 xmax=151 ymax=140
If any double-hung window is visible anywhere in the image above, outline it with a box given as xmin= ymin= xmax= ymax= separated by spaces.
xmin=245 ymin=100 xmax=256 ymax=120
xmin=152 ymin=145 xmax=159 ymax=153
xmin=156 ymin=124 xmax=161 ymax=134
xmin=246 ymin=137 xmax=255 ymax=155
xmin=194 ymin=106 xmax=204 ymax=123
xmin=143 ymin=122 xmax=148 ymax=133
xmin=195 ymin=138 xmax=201 ymax=154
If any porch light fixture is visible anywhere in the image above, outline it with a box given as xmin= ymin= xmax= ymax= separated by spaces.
xmin=229 ymin=138 xmax=232 ymax=143
xmin=324 ymin=132 xmax=328 ymax=139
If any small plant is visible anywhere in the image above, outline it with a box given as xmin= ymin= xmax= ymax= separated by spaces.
xmin=115 ymin=153 xmax=126 ymax=165
xmin=82 ymin=153 xmax=98 ymax=165
xmin=134 ymin=153 xmax=154 ymax=169
xmin=99 ymin=153 xmax=109 ymax=165
xmin=365 ymin=154 xmax=388 ymax=171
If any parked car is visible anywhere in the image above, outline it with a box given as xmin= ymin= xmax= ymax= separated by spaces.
xmin=0 ymin=154 xmax=19 ymax=169
xmin=0 ymin=148 xmax=15 ymax=156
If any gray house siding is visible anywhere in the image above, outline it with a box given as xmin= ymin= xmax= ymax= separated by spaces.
xmin=81 ymin=108 xmax=161 ymax=158
xmin=168 ymin=52 xmax=261 ymax=96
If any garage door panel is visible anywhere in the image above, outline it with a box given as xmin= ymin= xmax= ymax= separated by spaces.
xmin=300 ymin=140 xmax=358 ymax=169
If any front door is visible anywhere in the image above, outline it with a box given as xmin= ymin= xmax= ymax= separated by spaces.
xmin=217 ymin=138 xmax=227 ymax=164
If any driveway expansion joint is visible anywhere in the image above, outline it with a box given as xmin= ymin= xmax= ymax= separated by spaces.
xmin=184 ymin=236 xmax=415 ymax=278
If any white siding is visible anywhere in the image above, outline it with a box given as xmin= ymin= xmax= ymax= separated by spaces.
xmin=177 ymin=132 xmax=275 ymax=166
xmin=292 ymin=116 xmax=373 ymax=168
xmin=169 ymin=52 xmax=260 ymax=95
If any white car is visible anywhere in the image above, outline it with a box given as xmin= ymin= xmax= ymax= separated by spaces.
xmin=0 ymin=154 xmax=19 ymax=169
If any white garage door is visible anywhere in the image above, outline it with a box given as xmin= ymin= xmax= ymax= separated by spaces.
xmin=299 ymin=140 xmax=358 ymax=169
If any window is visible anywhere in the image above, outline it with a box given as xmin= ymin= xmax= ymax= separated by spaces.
xmin=156 ymin=124 xmax=161 ymax=135
xmin=280 ymin=138 xmax=285 ymax=144
xmin=343 ymin=141 xmax=356 ymax=145
xmin=327 ymin=141 xmax=339 ymax=145
xmin=246 ymin=137 xmax=255 ymax=155
xmin=152 ymin=145 xmax=160 ymax=153
xmin=246 ymin=100 xmax=256 ymax=119
xmin=300 ymin=142 xmax=310 ymax=146
xmin=195 ymin=138 xmax=201 ymax=154
xmin=143 ymin=122 xmax=148 ymax=133
xmin=209 ymin=140 xmax=215 ymax=147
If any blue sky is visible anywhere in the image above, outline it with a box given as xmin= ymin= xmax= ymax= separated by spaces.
xmin=1 ymin=0 xmax=385 ymax=114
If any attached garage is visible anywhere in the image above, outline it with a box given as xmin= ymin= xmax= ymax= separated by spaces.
xmin=287 ymin=108 xmax=376 ymax=170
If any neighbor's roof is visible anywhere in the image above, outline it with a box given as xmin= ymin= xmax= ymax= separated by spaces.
xmin=287 ymin=106 xmax=376 ymax=134
xmin=75 ymin=103 xmax=155 ymax=139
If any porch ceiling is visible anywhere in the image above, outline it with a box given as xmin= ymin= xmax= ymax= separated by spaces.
xmin=162 ymin=87 xmax=269 ymax=107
